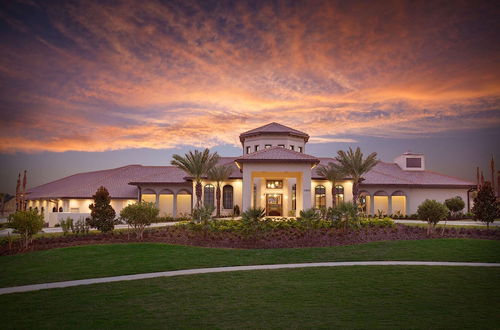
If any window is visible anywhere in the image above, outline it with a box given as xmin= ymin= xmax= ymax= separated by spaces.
xmin=406 ymin=157 xmax=422 ymax=168
xmin=266 ymin=180 xmax=283 ymax=189
xmin=298 ymin=146 xmax=303 ymax=153
xmin=254 ymin=145 xmax=259 ymax=152
xmin=292 ymin=184 xmax=296 ymax=210
xmin=222 ymin=185 xmax=233 ymax=209
xmin=315 ymin=185 xmax=326 ymax=208
xmin=335 ymin=185 xmax=344 ymax=204
xmin=253 ymin=183 xmax=257 ymax=207
xmin=246 ymin=146 xmax=250 ymax=154
xmin=289 ymin=145 xmax=295 ymax=151
xmin=278 ymin=144 xmax=285 ymax=148
xmin=265 ymin=144 xmax=272 ymax=149
xmin=59 ymin=207 xmax=63 ymax=212
xmin=203 ymin=184 xmax=215 ymax=207
xmin=52 ymin=207 xmax=57 ymax=212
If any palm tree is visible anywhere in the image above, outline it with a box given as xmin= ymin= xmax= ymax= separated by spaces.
xmin=334 ymin=147 xmax=378 ymax=206
xmin=207 ymin=164 xmax=233 ymax=217
xmin=171 ymin=149 xmax=220 ymax=208
xmin=316 ymin=163 xmax=345 ymax=207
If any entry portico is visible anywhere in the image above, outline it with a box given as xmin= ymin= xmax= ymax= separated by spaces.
xmin=236 ymin=147 xmax=319 ymax=217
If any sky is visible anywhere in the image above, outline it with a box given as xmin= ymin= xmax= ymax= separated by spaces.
xmin=1 ymin=0 xmax=499 ymax=194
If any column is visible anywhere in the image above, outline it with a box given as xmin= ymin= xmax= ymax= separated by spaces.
xmin=302 ymin=172 xmax=312 ymax=210
xmin=155 ymin=193 xmax=160 ymax=209
xmin=405 ymin=195 xmax=410 ymax=216
xmin=173 ymin=193 xmax=178 ymax=218
xmin=242 ymin=170 xmax=252 ymax=211
xmin=388 ymin=196 xmax=393 ymax=215
xmin=369 ymin=194 xmax=374 ymax=215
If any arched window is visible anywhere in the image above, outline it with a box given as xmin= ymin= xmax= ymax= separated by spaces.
xmin=52 ymin=207 xmax=57 ymax=212
xmin=58 ymin=207 xmax=63 ymax=212
xmin=203 ymin=184 xmax=215 ymax=207
xmin=335 ymin=185 xmax=344 ymax=204
xmin=315 ymin=185 xmax=326 ymax=208
xmin=222 ymin=185 xmax=233 ymax=209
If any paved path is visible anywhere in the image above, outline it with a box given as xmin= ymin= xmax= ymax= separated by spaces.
xmin=1 ymin=261 xmax=499 ymax=295
xmin=394 ymin=219 xmax=499 ymax=227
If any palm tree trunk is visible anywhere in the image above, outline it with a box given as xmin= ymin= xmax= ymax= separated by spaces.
xmin=195 ymin=181 xmax=202 ymax=208
xmin=352 ymin=181 xmax=359 ymax=206
xmin=216 ymin=182 xmax=221 ymax=217
xmin=331 ymin=184 xmax=337 ymax=207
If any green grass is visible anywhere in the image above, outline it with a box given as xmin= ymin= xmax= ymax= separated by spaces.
xmin=1 ymin=239 xmax=499 ymax=288
xmin=2 ymin=266 xmax=499 ymax=329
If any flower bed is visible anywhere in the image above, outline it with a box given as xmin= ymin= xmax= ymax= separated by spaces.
xmin=1 ymin=223 xmax=498 ymax=256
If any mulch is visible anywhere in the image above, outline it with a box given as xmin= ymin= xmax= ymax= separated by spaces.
xmin=1 ymin=224 xmax=499 ymax=256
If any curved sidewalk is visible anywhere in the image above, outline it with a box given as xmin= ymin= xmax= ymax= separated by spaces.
xmin=2 ymin=261 xmax=499 ymax=295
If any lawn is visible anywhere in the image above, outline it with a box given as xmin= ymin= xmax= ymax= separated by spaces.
xmin=1 ymin=238 xmax=499 ymax=287
xmin=2 ymin=266 xmax=499 ymax=329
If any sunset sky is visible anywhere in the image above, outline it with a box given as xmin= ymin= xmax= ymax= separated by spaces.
xmin=1 ymin=0 xmax=499 ymax=194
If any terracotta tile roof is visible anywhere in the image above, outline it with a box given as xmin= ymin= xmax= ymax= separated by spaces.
xmin=26 ymin=165 xmax=188 ymax=199
xmin=236 ymin=146 xmax=320 ymax=164
xmin=313 ymin=159 xmax=474 ymax=187
xmin=239 ymin=122 xmax=309 ymax=142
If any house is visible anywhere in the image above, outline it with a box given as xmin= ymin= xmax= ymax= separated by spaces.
xmin=26 ymin=123 xmax=475 ymax=226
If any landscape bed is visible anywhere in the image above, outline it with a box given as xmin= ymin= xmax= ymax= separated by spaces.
xmin=1 ymin=222 xmax=499 ymax=255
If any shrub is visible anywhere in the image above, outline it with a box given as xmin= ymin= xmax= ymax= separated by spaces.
xmin=472 ymin=182 xmax=499 ymax=229
xmin=233 ymin=205 xmax=241 ymax=217
xmin=417 ymin=199 xmax=449 ymax=234
xmin=359 ymin=217 xmax=395 ymax=228
xmin=88 ymin=186 xmax=117 ymax=233
xmin=298 ymin=208 xmax=322 ymax=231
xmin=120 ymin=202 xmax=159 ymax=240
xmin=8 ymin=210 xmax=44 ymax=249
xmin=445 ymin=196 xmax=465 ymax=218
xmin=74 ymin=218 xmax=90 ymax=235
xmin=192 ymin=205 xmax=215 ymax=225
xmin=59 ymin=217 xmax=74 ymax=236
xmin=241 ymin=207 xmax=266 ymax=236
xmin=327 ymin=202 xmax=359 ymax=230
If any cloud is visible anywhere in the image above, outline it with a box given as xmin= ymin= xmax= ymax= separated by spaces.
xmin=0 ymin=0 xmax=499 ymax=153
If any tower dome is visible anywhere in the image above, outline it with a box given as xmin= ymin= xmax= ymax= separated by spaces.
xmin=239 ymin=122 xmax=309 ymax=154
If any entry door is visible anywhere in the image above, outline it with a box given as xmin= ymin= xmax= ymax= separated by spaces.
xmin=266 ymin=194 xmax=282 ymax=216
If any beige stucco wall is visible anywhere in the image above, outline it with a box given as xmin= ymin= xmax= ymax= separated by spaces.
xmin=242 ymin=135 xmax=306 ymax=154
xmin=197 ymin=179 xmax=243 ymax=216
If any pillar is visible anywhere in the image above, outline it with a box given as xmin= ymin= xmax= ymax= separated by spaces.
xmin=155 ymin=193 xmax=160 ymax=209
xmin=173 ymin=193 xmax=178 ymax=218
xmin=242 ymin=170 xmax=252 ymax=211
xmin=369 ymin=194 xmax=374 ymax=215
xmin=302 ymin=172 xmax=312 ymax=210
xmin=388 ymin=196 xmax=393 ymax=215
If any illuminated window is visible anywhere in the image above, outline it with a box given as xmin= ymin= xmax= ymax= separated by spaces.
xmin=315 ymin=185 xmax=326 ymax=208
xmin=265 ymin=144 xmax=272 ymax=149
xmin=289 ymin=145 xmax=295 ymax=151
xmin=254 ymin=145 xmax=259 ymax=152
xmin=335 ymin=185 xmax=344 ymax=204
xmin=203 ymin=184 xmax=215 ymax=207
xmin=222 ymin=185 xmax=233 ymax=209
xmin=278 ymin=144 xmax=285 ymax=148
xmin=246 ymin=146 xmax=250 ymax=154
xmin=266 ymin=180 xmax=283 ymax=189
xmin=298 ymin=146 xmax=303 ymax=153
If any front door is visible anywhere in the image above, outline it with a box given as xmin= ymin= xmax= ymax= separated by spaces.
xmin=266 ymin=194 xmax=282 ymax=216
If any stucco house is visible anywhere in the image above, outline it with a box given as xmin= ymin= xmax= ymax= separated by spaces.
xmin=26 ymin=123 xmax=475 ymax=226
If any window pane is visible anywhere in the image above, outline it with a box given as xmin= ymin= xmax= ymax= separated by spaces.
xmin=222 ymin=185 xmax=233 ymax=209
xmin=266 ymin=180 xmax=283 ymax=189
xmin=204 ymin=184 xmax=215 ymax=207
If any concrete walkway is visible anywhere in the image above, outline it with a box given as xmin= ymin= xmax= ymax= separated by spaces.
xmin=394 ymin=219 xmax=499 ymax=227
xmin=1 ymin=261 xmax=499 ymax=295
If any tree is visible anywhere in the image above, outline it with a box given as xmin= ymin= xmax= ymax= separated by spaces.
xmin=327 ymin=202 xmax=359 ymax=231
xmin=417 ymin=199 xmax=449 ymax=234
xmin=120 ymin=202 xmax=159 ymax=240
xmin=334 ymin=147 xmax=378 ymax=206
xmin=207 ymin=164 xmax=233 ymax=217
xmin=241 ymin=207 xmax=266 ymax=235
xmin=8 ymin=210 xmax=44 ymax=249
xmin=192 ymin=205 xmax=215 ymax=226
xmin=88 ymin=186 xmax=117 ymax=233
xmin=316 ymin=163 xmax=345 ymax=207
xmin=472 ymin=182 xmax=499 ymax=229
xmin=171 ymin=149 xmax=220 ymax=209
xmin=298 ymin=208 xmax=322 ymax=231
xmin=444 ymin=196 xmax=465 ymax=218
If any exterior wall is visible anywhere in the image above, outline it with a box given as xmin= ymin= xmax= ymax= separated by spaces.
xmin=311 ymin=179 xmax=354 ymax=207
xmin=359 ymin=186 xmax=469 ymax=215
xmin=197 ymin=179 xmax=243 ymax=216
xmin=242 ymin=135 xmax=306 ymax=154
